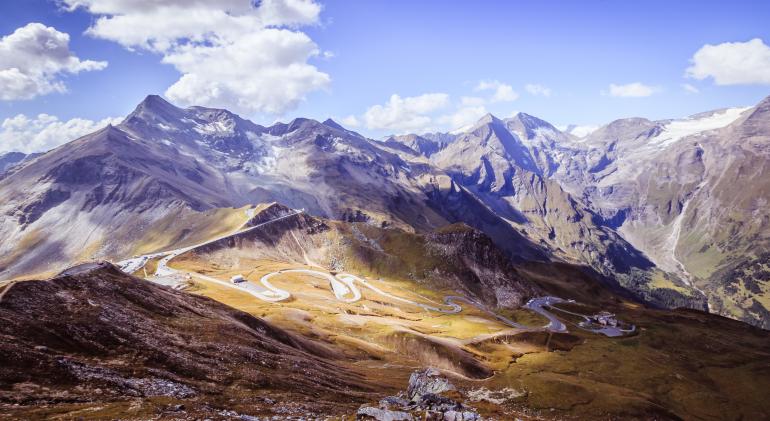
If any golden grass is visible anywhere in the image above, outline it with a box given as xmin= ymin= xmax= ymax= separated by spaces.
xmin=649 ymin=269 xmax=692 ymax=295
xmin=130 ymin=205 xmax=257 ymax=255
xmin=144 ymin=254 xmax=770 ymax=420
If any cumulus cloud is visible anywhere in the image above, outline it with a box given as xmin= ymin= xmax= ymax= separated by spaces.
xmin=460 ymin=96 xmax=486 ymax=106
xmin=0 ymin=114 xmax=122 ymax=153
xmin=605 ymin=82 xmax=657 ymax=97
xmin=363 ymin=93 xmax=450 ymax=132
xmin=340 ymin=114 xmax=360 ymax=127
xmin=62 ymin=0 xmax=329 ymax=115
xmin=525 ymin=83 xmax=552 ymax=97
xmin=438 ymin=106 xmax=488 ymax=132
xmin=0 ymin=22 xmax=107 ymax=100
xmin=686 ymin=38 xmax=770 ymax=85
xmin=475 ymin=80 xmax=519 ymax=102
xmin=557 ymin=124 xmax=599 ymax=138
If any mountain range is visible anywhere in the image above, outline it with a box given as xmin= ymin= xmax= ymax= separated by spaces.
xmin=2 ymin=94 xmax=770 ymax=419
xmin=2 ymin=94 xmax=768 ymax=328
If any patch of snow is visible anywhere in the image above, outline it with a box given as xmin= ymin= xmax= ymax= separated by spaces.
xmin=449 ymin=123 xmax=473 ymax=135
xmin=534 ymin=126 xmax=559 ymax=138
xmin=648 ymin=107 xmax=750 ymax=147
xmin=193 ymin=120 xmax=235 ymax=136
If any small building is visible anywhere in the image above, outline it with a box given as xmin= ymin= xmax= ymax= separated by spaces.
xmin=593 ymin=311 xmax=618 ymax=327
xmin=230 ymin=274 xmax=245 ymax=284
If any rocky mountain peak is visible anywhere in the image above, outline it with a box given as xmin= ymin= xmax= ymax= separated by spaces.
xmin=322 ymin=118 xmax=346 ymax=131
xmin=474 ymin=112 xmax=502 ymax=127
xmin=505 ymin=112 xmax=560 ymax=139
xmin=737 ymin=94 xmax=770 ymax=137
xmin=124 ymin=94 xmax=185 ymax=124
xmin=267 ymin=117 xmax=324 ymax=137
xmin=515 ymin=112 xmax=557 ymax=129
xmin=584 ymin=117 xmax=659 ymax=144
xmin=462 ymin=113 xmax=512 ymax=140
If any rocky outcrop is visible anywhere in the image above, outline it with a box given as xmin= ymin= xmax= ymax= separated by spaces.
xmin=425 ymin=224 xmax=540 ymax=308
xmin=357 ymin=368 xmax=480 ymax=421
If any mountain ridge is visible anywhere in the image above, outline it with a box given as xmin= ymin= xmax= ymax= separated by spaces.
xmin=2 ymin=94 xmax=769 ymax=328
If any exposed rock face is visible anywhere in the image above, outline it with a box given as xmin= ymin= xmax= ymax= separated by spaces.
xmin=385 ymin=133 xmax=449 ymax=157
xmin=0 ymin=152 xmax=27 ymax=175
xmin=357 ymin=368 xmax=480 ymax=421
xmin=424 ymin=224 xmax=540 ymax=308
xmin=0 ymin=263 xmax=373 ymax=416
xmin=392 ymin=97 xmax=770 ymax=327
xmin=426 ymin=112 xmax=661 ymax=307
xmin=406 ymin=368 xmax=455 ymax=400
xmin=544 ymin=101 xmax=770 ymax=326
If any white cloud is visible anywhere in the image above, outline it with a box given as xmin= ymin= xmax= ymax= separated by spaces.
xmin=438 ymin=106 xmax=488 ymax=132
xmin=340 ymin=114 xmax=360 ymax=127
xmin=557 ymin=124 xmax=599 ymax=138
xmin=0 ymin=114 xmax=122 ymax=153
xmin=460 ymin=96 xmax=486 ymax=106
xmin=475 ymin=80 xmax=519 ymax=102
xmin=0 ymin=22 xmax=107 ymax=101
xmin=62 ymin=0 xmax=329 ymax=115
xmin=363 ymin=93 xmax=450 ymax=132
xmin=686 ymin=38 xmax=770 ymax=85
xmin=605 ymin=82 xmax=657 ymax=97
xmin=681 ymin=83 xmax=700 ymax=94
xmin=525 ymin=83 xmax=552 ymax=97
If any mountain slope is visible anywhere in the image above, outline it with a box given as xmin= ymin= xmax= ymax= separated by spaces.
xmin=0 ymin=263 xmax=373 ymax=418
xmin=549 ymin=99 xmax=770 ymax=327
xmin=0 ymin=96 xmax=453 ymax=279
xmin=3 ymin=93 xmax=769 ymax=328
xmin=425 ymin=113 xmax=667 ymax=308
xmin=390 ymin=96 xmax=770 ymax=327
xmin=182 ymin=203 xmax=541 ymax=309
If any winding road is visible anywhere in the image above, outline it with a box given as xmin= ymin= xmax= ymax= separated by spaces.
xmin=117 ymin=208 xmax=633 ymax=336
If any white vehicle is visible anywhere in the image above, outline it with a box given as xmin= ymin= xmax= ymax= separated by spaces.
xmin=230 ymin=274 xmax=245 ymax=284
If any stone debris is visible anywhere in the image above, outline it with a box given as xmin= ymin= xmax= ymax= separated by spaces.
xmin=466 ymin=387 xmax=527 ymax=405
xmin=407 ymin=368 xmax=455 ymax=400
xmin=357 ymin=368 xmax=480 ymax=420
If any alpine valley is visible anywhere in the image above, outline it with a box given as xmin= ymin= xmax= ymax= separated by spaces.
xmin=1 ymin=94 xmax=770 ymax=420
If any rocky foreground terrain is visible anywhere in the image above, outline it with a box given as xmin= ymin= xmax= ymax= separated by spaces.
xmin=2 ymin=257 xmax=770 ymax=420
xmin=0 ymin=263 xmax=375 ymax=419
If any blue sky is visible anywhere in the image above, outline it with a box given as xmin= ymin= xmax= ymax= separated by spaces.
xmin=1 ymin=0 xmax=770 ymax=152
